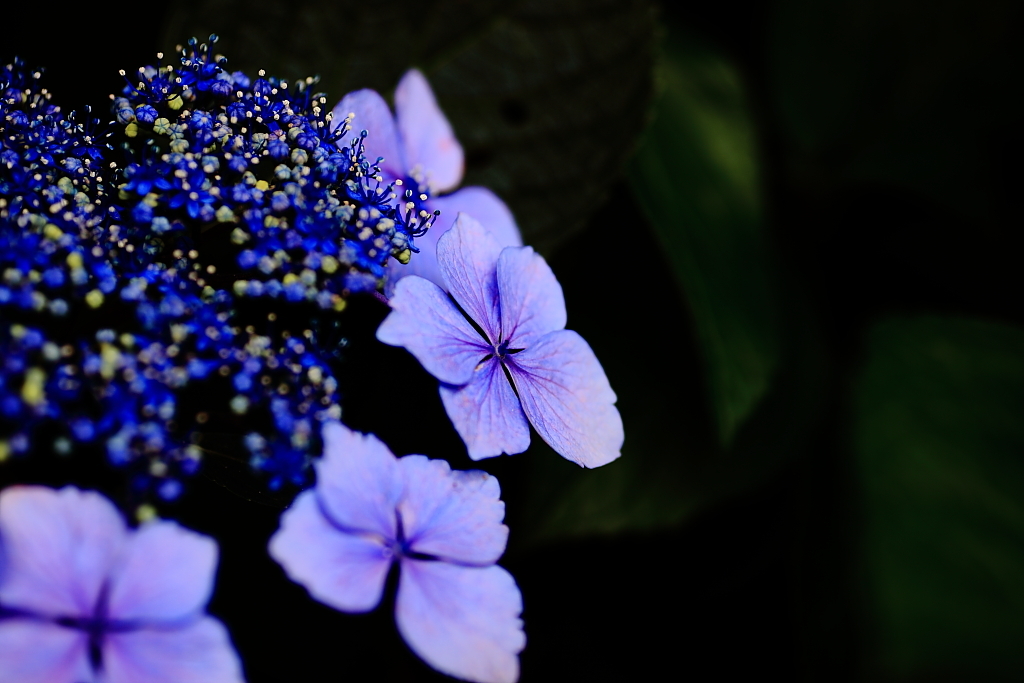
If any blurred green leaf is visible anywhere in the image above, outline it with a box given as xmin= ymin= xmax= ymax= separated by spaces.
xmin=514 ymin=191 xmax=826 ymax=546
xmin=515 ymin=30 xmax=827 ymax=545
xmin=769 ymin=0 xmax=1019 ymax=218
xmin=855 ymin=315 xmax=1024 ymax=679
xmin=628 ymin=29 xmax=780 ymax=445
xmin=162 ymin=0 xmax=656 ymax=254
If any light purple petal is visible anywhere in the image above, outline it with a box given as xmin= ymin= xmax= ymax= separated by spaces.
xmin=437 ymin=213 xmax=504 ymax=343
xmin=268 ymin=490 xmax=392 ymax=613
xmin=428 ymin=187 xmax=521 ymax=251
xmin=508 ymin=330 xmax=623 ymax=468
xmin=396 ymin=561 xmax=524 ymax=683
xmin=331 ymin=88 xmax=404 ymax=181
xmin=497 ymin=246 xmax=566 ymax=348
xmin=390 ymin=187 xmax=522 ymax=291
xmin=394 ymin=69 xmax=464 ymax=194
xmin=376 ymin=276 xmax=490 ymax=386
xmin=107 ymin=521 xmax=217 ymax=622
xmin=0 ymin=619 xmax=90 ymax=683
xmin=102 ymin=617 xmax=245 ymax=683
xmin=397 ymin=456 xmax=508 ymax=565
xmin=439 ymin=360 xmax=531 ymax=460
xmin=0 ymin=486 xmax=126 ymax=617
xmin=314 ymin=421 xmax=402 ymax=539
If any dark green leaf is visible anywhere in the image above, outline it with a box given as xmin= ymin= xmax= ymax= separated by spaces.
xmin=854 ymin=315 xmax=1024 ymax=678
xmin=161 ymin=0 xmax=657 ymax=254
xmin=628 ymin=29 xmax=780 ymax=445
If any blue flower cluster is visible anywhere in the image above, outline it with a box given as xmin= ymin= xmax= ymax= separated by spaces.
xmin=1 ymin=39 xmax=428 ymax=503
xmin=1 ymin=60 xmax=115 ymax=463
xmin=110 ymin=37 xmax=431 ymax=303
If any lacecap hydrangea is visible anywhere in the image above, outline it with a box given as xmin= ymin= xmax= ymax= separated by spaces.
xmin=0 ymin=38 xmax=434 ymax=506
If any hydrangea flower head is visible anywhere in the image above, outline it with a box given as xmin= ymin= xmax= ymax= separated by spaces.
xmin=333 ymin=70 xmax=522 ymax=291
xmin=1 ymin=41 xmax=404 ymax=499
xmin=0 ymin=485 xmax=244 ymax=682
xmin=269 ymin=421 xmax=524 ymax=683
xmin=377 ymin=214 xmax=623 ymax=467
xmin=111 ymin=36 xmax=427 ymax=301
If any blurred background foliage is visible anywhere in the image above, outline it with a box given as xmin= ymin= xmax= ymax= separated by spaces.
xmin=163 ymin=0 xmax=657 ymax=254
xmin=3 ymin=0 xmax=1022 ymax=680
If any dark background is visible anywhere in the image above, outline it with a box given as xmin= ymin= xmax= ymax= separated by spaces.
xmin=3 ymin=1 xmax=1021 ymax=681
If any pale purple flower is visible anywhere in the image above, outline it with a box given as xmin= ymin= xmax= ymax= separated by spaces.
xmin=269 ymin=421 xmax=524 ymax=683
xmin=0 ymin=485 xmax=244 ymax=683
xmin=332 ymin=69 xmax=522 ymax=290
xmin=376 ymin=213 xmax=623 ymax=467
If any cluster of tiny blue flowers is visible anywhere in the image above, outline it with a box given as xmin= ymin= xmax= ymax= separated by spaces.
xmin=110 ymin=37 xmax=431 ymax=305
xmin=1 ymin=59 xmax=113 ymax=463
xmin=1 ymin=39 xmax=427 ymax=502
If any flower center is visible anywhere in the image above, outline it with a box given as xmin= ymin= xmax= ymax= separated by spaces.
xmin=388 ymin=509 xmax=439 ymax=562
xmin=51 ymin=581 xmax=129 ymax=674
xmin=384 ymin=537 xmax=410 ymax=559
xmin=493 ymin=338 xmax=525 ymax=361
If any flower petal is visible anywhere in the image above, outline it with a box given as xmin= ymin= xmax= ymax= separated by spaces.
xmin=101 ymin=616 xmax=245 ymax=683
xmin=428 ymin=187 xmax=521 ymax=251
xmin=331 ymin=88 xmax=404 ymax=181
xmin=437 ymin=214 xmax=504 ymax=343
xmin=376 ymin=275 xmax=490 ymax=386
xmin=0 ymin=486 xmax=127 ymax=617
xmin=0 ymin=619 xmax=90 ymax=683
xmin=439 ymin=360 xmax=531 ymax=460
xmin=107 ymin=521 xmax=217 ymax=622
xmin=508 ymin=330 xmax=623 ymax=468
xmin=389 ymin=187 xmax=522 ymax=291
xmin=397 ymin=456 xmax=507 ymax=565
xmin=396 ymin=561 xmax=524 ymax=683
xmin=314 ymin=421 xmax=402 ymax=539
xmin=268 ymin=490 xmax=392 ymax=613
xmin=497 ymin=245 xmax=566 ymax=348
xmin=394 ymin=69 xmax=464 ymax=194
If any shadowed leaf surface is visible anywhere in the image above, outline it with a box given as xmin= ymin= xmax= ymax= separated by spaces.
xmin=855 ymin=316 xmax=1024 ymax=679
xmin=162 ymin=0 xmax=657 ymax=255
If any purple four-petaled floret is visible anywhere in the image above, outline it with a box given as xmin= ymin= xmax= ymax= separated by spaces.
xmin=377 ymin=213 xmax=623 ymax=467
xmin=0 ymin=486 xmax=244 ymax=683
xmin=269 ymin=421 xmax=525 ymax=683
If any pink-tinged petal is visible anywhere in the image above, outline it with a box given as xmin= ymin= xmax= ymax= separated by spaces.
xmin=376 ymin=276 xmax=490 ymax=386
xmin=102 ymin=617 xmax=245 ymax=683
xmin=394 ymin=69 xmax=464 ymax=194
xmin=390 ymin=187 xmax=522 ymax=291
xmin=331 ymin=88 xmax=404 ymax=181
xmin=314 ymin=422 xmax=402 ymax=539
xmin=396 ymin=561 xmax=524 ymax=683
xmin=497 ymin=246 xmax=566 ymax=348
xmin=439 ymin=360 xmax=531 ymax=460
xmin=107 ymin=521 xmax=217 ymax=622
xmin=508 ymin=330 xmax=623 ymax=468
xmin=437 ymin=214 xmax=504 ymax=343
xmin=0 ymin=619 xmax=90 ymax=683
xmin=268 ymin=490 xmax=392 ymax=613
xmin=0 ymin=486 xmax=127 ymax=617
xmin=397 ymin=456 xmax=508 ymax=565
